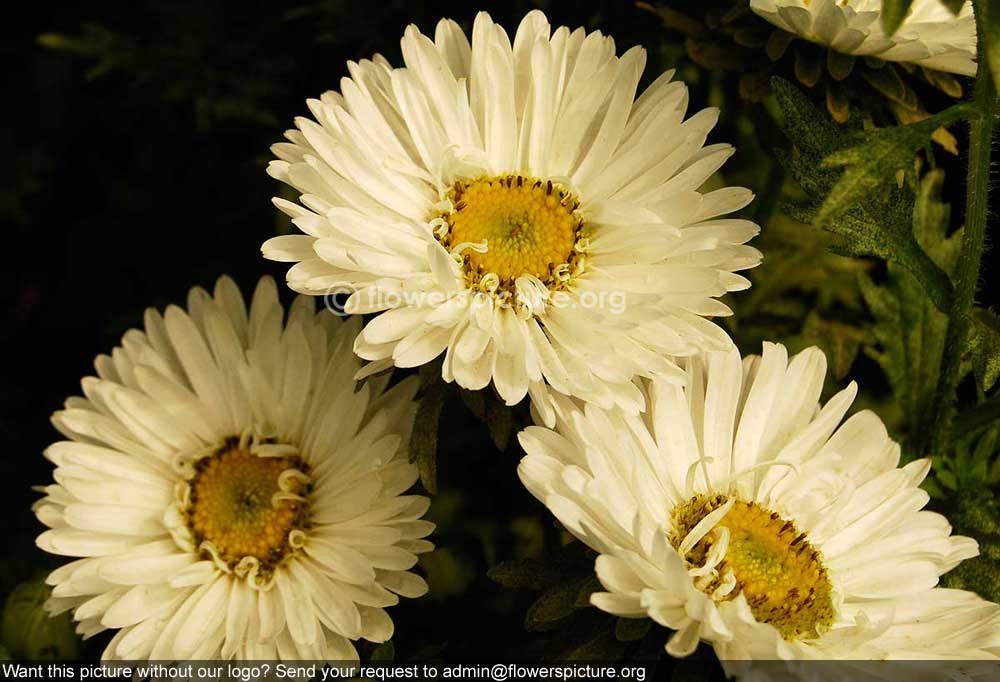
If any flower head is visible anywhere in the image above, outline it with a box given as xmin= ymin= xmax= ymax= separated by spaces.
xmin=750 ymin=0 xmax=976 ymax=76
xmin=35 ymin=276 xmax=433 ymax=660
xmin=518 ymin=343 xmax=1000 ymax=662
xmin=265 ymin=10 xmax=760 ymax=422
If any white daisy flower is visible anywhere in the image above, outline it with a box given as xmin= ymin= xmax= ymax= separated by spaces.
xmin=264 ymin=10 xmax=761 ymax=424
xmin=750 ymin=0 xmax=977 ymax=76
xmin=34 ymin=276 xmax=433 ymax=661
xmin=518 ymin=343 xmax=1000 ymax=663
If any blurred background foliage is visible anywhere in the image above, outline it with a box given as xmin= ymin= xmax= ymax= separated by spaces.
xmin=2 ymin=0 xmax=997 ymax=669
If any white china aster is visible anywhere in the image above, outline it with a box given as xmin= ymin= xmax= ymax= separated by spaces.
xmin=750 ymin=0 xmax=977 ymax=76
xmin=518 ymin=343 xmax=1000 ymax=663
xmin=35 ymin=276 xmax=433 ymax=661
xmin=265 ymin=10 xmax=761 ymax=423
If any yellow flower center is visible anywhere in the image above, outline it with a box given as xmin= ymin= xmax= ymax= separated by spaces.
xmin=187 ymin=443 xmax=310 ymax=572
xmin=439 ymin=175 xmax=584 ymax=290
xmin=671 ymin=495 xmax=834 ymax=640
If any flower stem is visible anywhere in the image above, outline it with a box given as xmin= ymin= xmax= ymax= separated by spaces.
xmin=924 ymin=11 xmax=997 ymax=457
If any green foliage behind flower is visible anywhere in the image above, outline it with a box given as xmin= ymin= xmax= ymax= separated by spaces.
xmin=1 ymin=577 xmax=80 ymax=661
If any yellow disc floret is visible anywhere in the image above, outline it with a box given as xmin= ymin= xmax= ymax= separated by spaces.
xmin=671 ymin=494 xmax=835 ymax=640
xmin=187 ymin=443 xmax=309 ymax=572
xmin=440 ymin=175 xmax=583 ymax=289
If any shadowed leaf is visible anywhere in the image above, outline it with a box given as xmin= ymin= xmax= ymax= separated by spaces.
xmin=410 ymin=379 xmax=448 ymax=495
xmin=968 ymin=308 xmax=1000 ymax=391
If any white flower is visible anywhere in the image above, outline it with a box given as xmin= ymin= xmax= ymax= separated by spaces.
xmin=518 ymin=343 xmax=1000 ymax=664
xmin=264 ymin=10 xmax=761 ymax=424
xmin=35 ymin=276 xmax=433 ymax=661
xmin=750 ymin=0 xmax=977 ymax=76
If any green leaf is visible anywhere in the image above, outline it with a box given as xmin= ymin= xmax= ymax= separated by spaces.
xmin=942 ymin=0 xmax=967 ymax=12
xmin=967 ymin=308 xmax=1000 ymax=391
xmin=977 ymin=0 xmax=1000 ymax=91
xmin=614 ymin=618 xmax=652 ymax=643
xmin=818 ymin=105 xmax=971 ymax=229
xmin=860 ymin=270 xmax=946 ymax=447
xmin=485 ymin=397 xmax=515 ymax=451
xmin=787 ymin=196 xmax=954 ymax=313
xmin=881 ymin=0 xmax=914 ymax=37
xmin=771 ymin=78 xmax=964 ymax=312
xmin=573 ymin=575 xmax=602 ymax=607
xmin=488 ymin=544 xmax=594 ymax=591
xmin=459 ymin=386 xmax=519 ymax=451
xmin=410 ymin=379 xmax=448 ymax=495
xmin=488 ymin=556 xmax=555 ymax=588
xmin=929 ymin=423 xmax=1000 ymax=494
xmin=525 ymin=577 xmax=591 ymax=630
xmin=1 ymin=576 xmax=80 ymax=660
xmin=561 ymin=621 xmax=627 ymax=660
xmin=940 ymin=488 xmax=1000 ymax=602
xmin=858 ymin=170 xmax=962 ymax=449
xmin=800 ymin=312 xmax=868 ymax=379
xmin=458 ymin=388 xmax=486 ymax=420
xmin=489 ymin=544 xmax=602 ymax=633
xmin=771 ymin=77 xmax=841 ymax=170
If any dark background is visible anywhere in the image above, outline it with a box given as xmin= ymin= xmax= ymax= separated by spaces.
xmin=1 ymin=0 xmax=994 ymax=664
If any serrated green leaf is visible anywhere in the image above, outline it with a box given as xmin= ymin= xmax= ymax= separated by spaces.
xmin=410 ymin=380 xmax=448 ymax=495
xmin=940 ymin=488 xmax=1000 ymax=602
xmin=858 ymin=171 xmax=961 ymax=449
xmin=459 ymin=388 xmax=486 ymax=420
xmin=488 ymin=544 xmax=595 ymax=591
xmin=817 ymin=105 xmax=971 ymax=230
xmin=967 ymin=308 xmax=1000 ymax=391
xmin=881 ymin=0 xmax=914 ymax=37
xmin=771 ymin=77 xmax=840 ymax=160
xmin=771 ymin=79 xmax=963 ymax=312
xmin=526 ymin=579 xmax=587 ymax=630
xmin=788 ymin=195 xmax=954 ymax=312
xmin=488 ymin=557 xmax=565 ymax=590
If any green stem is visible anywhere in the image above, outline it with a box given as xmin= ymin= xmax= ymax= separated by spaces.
xmin=924 ymin=11 xmax=998 ymax=456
